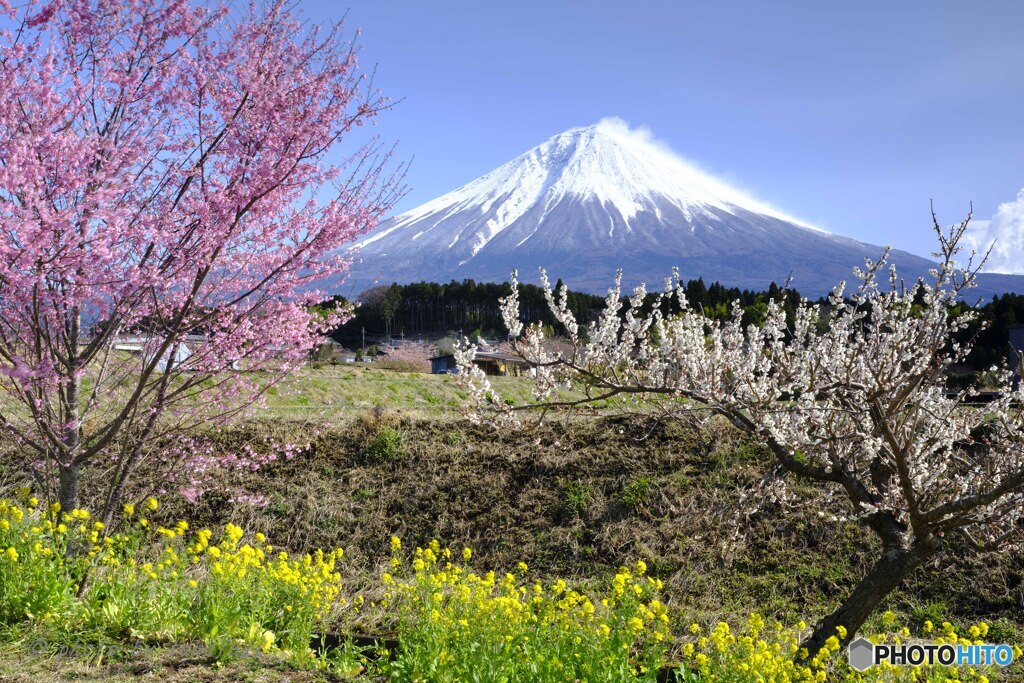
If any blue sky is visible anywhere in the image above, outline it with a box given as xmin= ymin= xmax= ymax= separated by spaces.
xmin=306 ymin=0 xmax=1024 ymax=266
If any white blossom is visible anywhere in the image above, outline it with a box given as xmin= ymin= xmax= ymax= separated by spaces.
xmin=458 ymin=208 xmax=1024 ymax=650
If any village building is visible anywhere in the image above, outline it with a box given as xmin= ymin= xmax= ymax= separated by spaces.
xmin=429 ymin=350 xmax=530 ymax=376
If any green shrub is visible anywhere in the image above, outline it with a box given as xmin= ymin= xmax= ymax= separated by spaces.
xmin=364 ymin=427 xmax=405 ymax=463
xmin=620 ymin=477 xmax=652 ymax=512
xmin=563 ymin=481 xmax=592 ymax=518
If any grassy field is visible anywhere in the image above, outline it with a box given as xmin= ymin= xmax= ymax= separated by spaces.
xmin=262 ymin=363 xmax=548 ymax=420
xmin=2 ymin=364 xmax=1022 ymax=680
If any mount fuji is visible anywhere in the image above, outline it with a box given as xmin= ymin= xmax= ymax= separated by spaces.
xmin=346 ymin=118 xmax=1024 ymax=300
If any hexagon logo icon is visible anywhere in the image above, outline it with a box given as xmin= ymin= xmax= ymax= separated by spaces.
xmin=848 ymin=637 xmax=875 ymax=671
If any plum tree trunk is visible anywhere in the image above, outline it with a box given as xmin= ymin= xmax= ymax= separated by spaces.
xmin=801 ymin=544 xmax=933 ymax=658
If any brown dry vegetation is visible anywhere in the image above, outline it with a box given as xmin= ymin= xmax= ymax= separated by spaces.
xmin=61 ymin=410 xmax=1019 ymax=646
xmin=0 ymin=641 xmax=344 ymax=682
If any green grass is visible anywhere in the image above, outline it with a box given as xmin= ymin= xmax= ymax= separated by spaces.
xmin=362 ymin=426 xmax=405 ymax=463
xmin=562 ymin=480 xmax=594 ymax=517
xmin=262 ymin=364 xmax=546 ymax=420
xmin=620 ymin=476 xmax=653 ymax=511
xmin=0 ymin=359 xmax=544 ymax=426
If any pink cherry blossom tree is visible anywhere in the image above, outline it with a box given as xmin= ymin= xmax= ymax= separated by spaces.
xmin=0 ymin=0 xmax=402 ymax=523
xmin=457 ymin=213 xmax=1024 ymax=656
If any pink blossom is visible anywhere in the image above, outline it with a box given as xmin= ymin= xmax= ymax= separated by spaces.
xmin=0 ymin=0 xmax=402 ymax=517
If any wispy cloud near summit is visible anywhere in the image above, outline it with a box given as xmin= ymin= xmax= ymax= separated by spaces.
xmin=585 ymin=117 xmax=818 ymax=232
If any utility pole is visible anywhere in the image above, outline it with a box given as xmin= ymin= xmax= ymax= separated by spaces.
xmin=362 ymin=327 xmax=365 ymax=352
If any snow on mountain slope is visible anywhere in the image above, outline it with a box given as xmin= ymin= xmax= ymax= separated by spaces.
xmin=345 ymin=119 xmax=1024 ymax=300
xmin=357 ymin=118 xmax=816 ymax=256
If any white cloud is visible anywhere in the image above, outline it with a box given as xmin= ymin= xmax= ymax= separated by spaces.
xmin=965 ymin=189 xmax=1024 ymax=274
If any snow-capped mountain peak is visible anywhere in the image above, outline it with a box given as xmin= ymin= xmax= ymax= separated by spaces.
xmin=345 ymin=119 xmax=1024 ymax=300
xmin=358 ymin=118 xmax=816 ymax=257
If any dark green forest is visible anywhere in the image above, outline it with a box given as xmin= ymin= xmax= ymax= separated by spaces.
xmin=326 ymin=279 xmax=802 ymax=343
xmin=324 ymin=280 xmax=1024 ymax=374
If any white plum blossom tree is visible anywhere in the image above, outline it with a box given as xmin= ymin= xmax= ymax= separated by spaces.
xmin=456 ymin=213 xmax=1024 ymax=655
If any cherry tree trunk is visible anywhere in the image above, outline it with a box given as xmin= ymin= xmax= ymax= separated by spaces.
xmin=60 ymin=313 xmax=82 ymax=514
xmin=58 ymin=463 xmax=80 ymax=516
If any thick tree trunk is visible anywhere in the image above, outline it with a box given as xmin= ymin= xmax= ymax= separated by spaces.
xmin=801 ymin=544 xmax=933 ymax=658
xmin=58 ymin=463 xmax=80 ymax=515
xmin=60 ymin=310 xmax=82 ymax=513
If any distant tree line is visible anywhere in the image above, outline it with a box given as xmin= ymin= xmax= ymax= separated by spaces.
xmin=326 ymin=278 xmax=802 ymax=344
xmin=635 ymin=279 xmax=804 ymax=328
xmin=327 ymin=280 xmax=608 ymax=343
xmin=321 ymin=279 xmax=1024 ymax=373
xmin=956 ymin=292 xmax=1024 ymax=372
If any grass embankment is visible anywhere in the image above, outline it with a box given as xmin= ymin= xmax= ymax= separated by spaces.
xmin=263 ymin=364 xmax=553 ymax=420
xmin=176 ymin=413 xmax=1023 ymax=634
xmin=1 ymin=366 xmax=1021 ymax=679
